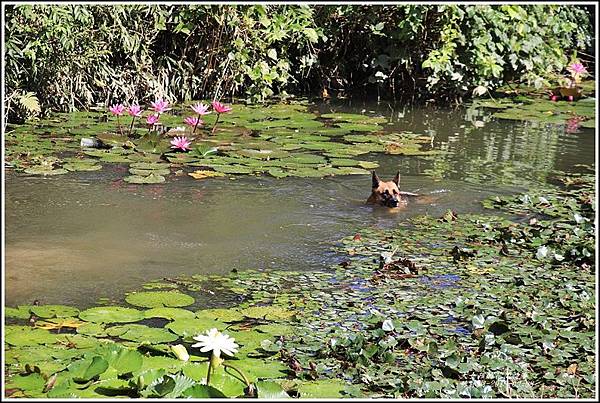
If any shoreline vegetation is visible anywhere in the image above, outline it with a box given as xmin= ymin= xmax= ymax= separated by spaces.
xmin=4 ymin=169 xmax=596 ymax=398
xmin=5 ymin=4 xmax=593 ymax=122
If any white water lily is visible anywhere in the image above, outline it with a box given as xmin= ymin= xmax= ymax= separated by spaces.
xmin=191 ymin=328 xmax=239 ymax=359
xmin=382 ymin=319 xmax=395 ymax=332
xmin=536 ymin=245 xmax=549 ymax=260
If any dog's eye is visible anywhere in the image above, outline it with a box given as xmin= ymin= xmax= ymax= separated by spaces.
xmin=383 ymin=190 xmax=390 ymax=195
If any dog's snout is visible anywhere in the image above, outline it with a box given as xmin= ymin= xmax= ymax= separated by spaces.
xmin=386 ymin=197 xmax=399 ymax=207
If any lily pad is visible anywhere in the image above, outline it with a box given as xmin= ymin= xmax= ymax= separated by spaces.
xmin=78 ymin=306 xmax=144 ymax=323
xmin=123 ymin=174 xmax=166 ymax=184
xmin=125 ymin=291 xmax=195 ymax=308
xmin=144 ymin=307 xmax=196 ymax=321
xmin=165 ymin=318 xmax=225 ymax=337
xmin=106 ymin=324 xmax=179 ymax=344
xmin=30 ymin=305 xmax=80 ymax=319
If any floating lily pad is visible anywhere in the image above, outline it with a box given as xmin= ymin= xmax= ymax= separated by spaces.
xmin=129 ymin=168 xmax=171 ymax=176
xmin=125 ymin=291 xmax=195 ymax=308
xmin=188 ymin=170 xmax=226 ymax=179
xmin=123 ymin=174 xmax=166 ymax=184
xmin=106 ymin=324 xmax=179 ymax=344
xmin=196 ymin=308 xmax=245 ymax=323
xmin=76 ymin=322 xmax=107 ymax=337
xmin=297 ymin=379 xmax=347 ymax=398
xmin=5 ymin=326 xmax=60 ymax=346
xmin=240 ymin=306 xmax=295 ymax=321
xmin=144 ymin=307 xmax=196 ymax=321
xmin=24 ymin=166 xmax=68 ymax=176
xmin=78 ymin=306 xmax=144 ymax=323
xmin=165 ymin=318 xmax=225 ymax=337
xmin=5 ymin=306 xmax=33 ymax=319
xmin=30 ymin=305 xmax=80 ymax=319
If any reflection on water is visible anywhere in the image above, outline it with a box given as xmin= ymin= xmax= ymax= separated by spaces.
xmin=4 ymin=102 xmax=595 ymax=307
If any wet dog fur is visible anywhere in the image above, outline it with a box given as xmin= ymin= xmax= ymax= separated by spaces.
xmin=366 ymin=171 xmax=407 ymax=208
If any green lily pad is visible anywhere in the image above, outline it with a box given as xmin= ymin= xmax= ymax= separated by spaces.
xmin=123 ymin=174 xmax=166 ymax=184
xmin=78 ymin=306 xmax=144 ymax=323
xmin=100 ymin=345 xmax=144 ymax=375
xmin=63 ymin=162 xmax=102 ymax=172
xmin=5 ymin=326 xmax=60 ymax=346
xmin=5 ymin=306 xmax=33 ymax=319
xmin=181 ymin=385 xmax=227 ymax=398
xmin=129 ymin=162 xmax=171 ymax=170
xmin=106 ymin=324 xmax=179 ymax=344
xmin=129 ymin=168 xmax=171 ymax=176
xmin=76 ymin=322 xmax=107 ymax=337
xmin=297 ymin=379 xmax=347 ymax=398
xmin=144 ymin=307 xmax=196 ymax=321
xmin=24 ymin=166 xmax=68 ymax=176
xmin=125 ymin=291 xmax=195 ymax=308
xmin=256 ymin=380 xmax=291 ymax=399
xmin=196 ymin=308 xmax=245 ymax=323
xmin=165 ymin=318 xmax=225 ymax=338
xmin=68 ymin=355 xmax=109 ymax=382
xmin=30 ymin=305 xmax=80 ymax=319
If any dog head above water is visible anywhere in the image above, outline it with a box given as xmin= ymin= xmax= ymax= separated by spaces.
xmin=366 ymin=171 xmax=406 ymax=208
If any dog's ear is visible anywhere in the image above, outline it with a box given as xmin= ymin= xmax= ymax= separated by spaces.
xmin=371 ymin=171 xmax=381 ymax=188
xmin=392 ymin=171 xmax=400 ymax=186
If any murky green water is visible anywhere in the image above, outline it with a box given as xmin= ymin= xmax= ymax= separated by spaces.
xmin=4 ymin=102 xmax=595 ymax=307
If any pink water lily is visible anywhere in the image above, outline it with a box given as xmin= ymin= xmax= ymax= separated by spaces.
xmin=191 ymin=102 xmax=211 ymax=115
xmin=567 ymin=62 xmax=587 ymax=76
xmin=109 ymin=104 xmax=125 ymax=116
xmin=170 ymin=136 xmax=191 ymax=151
xmin=127 ymin=104 xmax=143 ymax=117
xmin=212 ymin=101 xmax=232 ymax=114
xmin=151 ymin=99 xmax=170 ymax=113
xmin=184 ymin=116 xmax=203 ymax=127
xmin=147 ymin=114 xmax=160 ymax=125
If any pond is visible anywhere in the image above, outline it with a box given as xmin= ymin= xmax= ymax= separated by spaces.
xmin=4 ymin=101 xmax=595 ymax=308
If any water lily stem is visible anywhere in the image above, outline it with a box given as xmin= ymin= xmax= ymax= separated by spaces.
xmin=211 ymin=113 xmax=221 ymax=135
xmin=192 ymin=113 xmax=201 ymax=134
xmin=128 ymin=117 xmax=136 ymax=137
xmin=117 ymin=116 xmax=123 ymax=136
xmin=223 ymin=363 xmax=251 ymax=387
xmin=206 ymin=358 xmax=213 ymax=386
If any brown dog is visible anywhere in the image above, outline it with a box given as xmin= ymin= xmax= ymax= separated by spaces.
xmin=366 ymin=171 xmax=418 ymax=208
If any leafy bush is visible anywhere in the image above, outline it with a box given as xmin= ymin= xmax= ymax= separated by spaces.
xmin=4 ymin=4 xmax=592 ymax=120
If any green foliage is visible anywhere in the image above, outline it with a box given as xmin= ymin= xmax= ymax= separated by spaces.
xmin=4 ymin=4 xmax=591 ymax=116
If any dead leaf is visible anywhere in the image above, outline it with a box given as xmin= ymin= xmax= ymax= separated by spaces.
xmin=188 ymin=170 xmax=226 ymax=179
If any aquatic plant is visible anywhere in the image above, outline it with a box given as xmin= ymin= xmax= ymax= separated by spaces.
xmin=150 ymin=99 xmax=170 ymax=114
xmin=190 ymin=102 xmax=211 ymax=133
xmin=566 ymin=61 xmax=588 ymax=85
xmin=184 ymin=116 xmax=202 ymax=128
xmin=109 ymin=104 xmax=125 ymax=135
xmin=126 ymin=104 xmax=143 ymax=136
xmin=170 ymin=136 xmax=191 ymax=152
xmin=211 ymin=101 xmax=232 ymax=134
xmin=146 ymin=113 xmax=159 ymax=126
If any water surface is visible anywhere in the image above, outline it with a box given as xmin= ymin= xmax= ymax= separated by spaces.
xmin=4 ymin=102 xmax=595 ymax=307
